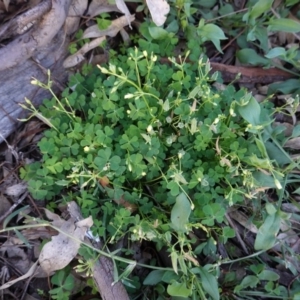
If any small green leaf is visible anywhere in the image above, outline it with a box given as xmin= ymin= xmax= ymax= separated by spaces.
xmin=62 ymin=274 xmax=75 ymax=291
xmin=172 ymin=71 xmax=183 ymax=81
xmin=222 ymin=226 xmax=235 ymax=243
xmin=198 ymin=23 xmax=227 ymax=53
xmin=265 ymin=47 xmax=286 ymax=58
xmin=198 ymin=267 xmax=220 ymax=300
xmin=149 ymin=27 xmax=169 ymax=39
xmin=198 ymin=0 xmax=217 ymax=8
xmin=237 ymin=48 xmax=269 ymax=66
xmin=268 ymin=79 xmax=300 ymax=95
xmin=167 ymin=281 xmax=191 ymax=297
xmin=255 ymin=138 xmax=268 ymax=157
xmin=143 ymin=270 xmax=165 ymax=285
xmin=170 ymin=251 xmax=178 ymax=274
xmin=268 ymin=18 xmax=300 ymax=33
xmin=265 ymin=203 xmax=277 ymax=215
xmin=171 ymin=193 xmax=191 ymax=233
xmin=237 ymin=96 xmax=261 ymax=126
xmin=258 ymin=270 xmax=280 ymax=281
xmin=243 ymin=0 xmax=273 ymax=22
xmin=28 ymin=180 xmax=48 ymax=199
xmin=253 ymin=171 xmax=282 ymax=188
xmin=162 ymin=270 xmax=179 ymax=283
xmin=234 ymin=275 xmax=259 ymax=293
xmin=254 ymin=212 xmax=281 ymax=250
xmin=265 ymin=141 xmax=291 ymax=166
xmin=113 ymin=262 xmax=136 ymax=285
xmin=178 ymin=255 xmax=187 ymax=275
xmin=167 ymin=181 xmax=180 ymax=196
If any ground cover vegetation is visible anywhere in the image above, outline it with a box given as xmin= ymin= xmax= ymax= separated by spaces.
xmin=2 ymin=0 xmax=300 ymax=299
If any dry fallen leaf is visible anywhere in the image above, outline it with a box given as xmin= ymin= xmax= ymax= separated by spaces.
xmin=227 ymin=208 xmax=258 ymax=234
xmin=63 ymin=36 xmax=106 ymax=68
xmin=87 ymin=0 xmax=119 ymax=18
xmin=115 ymin=0 xmax=132 ymax=28
xmin=0 ymin=261 xmax=39 ymax=290
xmin=5 ymin=182 xmax=27 ymax=197
xmin=0 ymin=193 xmax=11 ymax=216
xmin=146 ymin=0 xmax=170 ymax=26
xmin=284 ymin=137 xmax=300 ymax=149
xmin=3 ymin=0 xmax=10 ymax=11
xmin=65 ymin=0 xmax=88 ymax=35
xmin=82 ymin=14 xmax=135 ymax=39
xmin=38 ymin=209 xmax=93 ymax=274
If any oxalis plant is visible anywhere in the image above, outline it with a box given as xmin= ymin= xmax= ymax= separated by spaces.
xmin=20 ymin=46 xmax=296 ymax=299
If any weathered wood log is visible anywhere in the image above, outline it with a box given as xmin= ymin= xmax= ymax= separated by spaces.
xmin=0 ymin=34 xmax=69 ymax=142
xmin=0 ymin=0 xmax=72 ymax=143
xmin=68 ymin=201 xmax=130 ymax=300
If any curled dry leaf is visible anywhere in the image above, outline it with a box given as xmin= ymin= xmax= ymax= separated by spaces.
xmin=65 ymin=0 xmax=88 ymax=35
xmin=39 ymin=209 xmax=93 ymax=274
xmin=82 ymin=14 xmax=135 ymax=39
xmin=63 ymin=36 xmax=106 ymax=68
xmin=4 ymin=182 xmax=27 ymax=197
xmin=87 ymin=0 xmax=119 ymax=18
xmin=3 ymin=0 xmax=10 ymax=11
xmin=146 ymin=0 xmax=170 ymax=26
xmin=284 ymin=137 xmax=300 ymax=149
xmin=115 ymin=0 xmax=132 ymax=28
xmin=0 ymin=193 xmax=11 ymax=216
xmin=273 ymin=121 xmax=293 ymax=136
xmin=0 ymin=261 xmax=39 ymax=290
xmin=227 ymin=208 xmax=258 ymax=234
